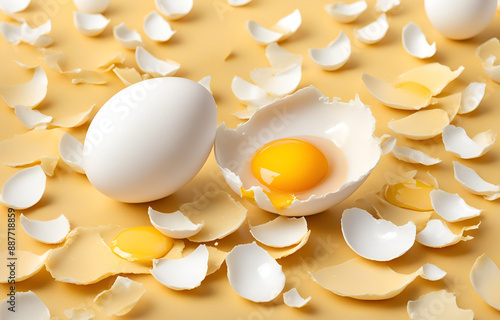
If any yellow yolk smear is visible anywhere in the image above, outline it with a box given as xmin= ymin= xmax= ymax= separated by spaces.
xmin=394 ymin=81 xmax=432 ymax=100
xmin=111 ymin=226 xmax=173 ymax=262
xmin=384 ymin=180 xmax=435 ymax=211
xmin=250 ymin=138 xmax=329 ymax=211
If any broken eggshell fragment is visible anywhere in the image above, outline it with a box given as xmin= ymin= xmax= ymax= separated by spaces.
xmin=416 ymin=219 xmax=480 ymax=248
xmin=309 ymin=31 xmax=351 ymax=71
xmin=154 ymin=0 xmax=193 ymax=20
xmin=246 ymin=9 xmax=301 ymax=45
xmin=430 ymin=189 xmax=482 ymax=222
xmin=143 ymin=11 xmax=176 ymax=42
xmin=249 ymin=216 xmax=308 ymax=248
xmin=73 ymin=11 xmax=109 ymax=36
xmin=407 ymin=290 xmax=474 ymax=320
xmin=20 ymin=214 xmax=70 ymax=244
xmin=470 ymin=254 xmax=500 ymax=311
xmin=0 ymin=291 xmax=50 ymax=320
xmin=0 ymin=165 xmax=46 ymax=210
xmin=341 ymin=208 xmax=416 ymax=261
xmin=442 ymin=125 xmax=496 ymax=159
xmin=324 ymin=1 xmax=367 ymax=23
xmin=226 ymin=243 xmax=286 ymax=303
xmin=283 ymin=288 xmax=311 ymax=308
xmin=402 ymin=22 xmax=436 ymax=59
xmin=453 ymin=161 xmax=500 ymax=200
xmin=148 ymin=207 xmax=204 ymax=239
xmin=354 ymin=13 xmax=389 ymax=44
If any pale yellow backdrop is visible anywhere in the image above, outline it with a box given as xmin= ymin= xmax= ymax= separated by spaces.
xmin=1 ymin=0 xmax=500 ymax=319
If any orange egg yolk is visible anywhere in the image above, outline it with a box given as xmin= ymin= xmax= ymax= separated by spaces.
xmin=110 ymin=226 xmax=173 ymax=262
xmin=251 ymin=138 xmax=329 ymax=194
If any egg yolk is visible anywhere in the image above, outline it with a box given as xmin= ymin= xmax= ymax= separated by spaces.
xmin=251 ymin=138 xmax=329 ymax=194
xmin=384 ymin=180 xmax=434 ymax=211
xmin=111 ymin=226 xmax=173 ymax=262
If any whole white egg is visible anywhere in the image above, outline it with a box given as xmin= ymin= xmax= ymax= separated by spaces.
xmin=83 ymin=77 xmax=217 ymax=203
xmin=424 ymin=0 xmax=496 ymax=40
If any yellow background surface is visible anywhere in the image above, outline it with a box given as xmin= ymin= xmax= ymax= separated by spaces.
xmin=1 ymin=0 xmax=500 ymax=319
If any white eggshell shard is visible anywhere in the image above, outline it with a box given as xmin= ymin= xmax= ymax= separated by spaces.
xmin=376 ymin=0 xmax=400 ymax=12
xmin=94 ymin=276 xmax=145 ymax=316
xmin=442 ymin=125 xmax=495 ymax=159
xmin=361 ymin=73 xmax=431 ymax=110
xmin=416 ymin=219 xmax=479 ymax=248
xmin=43 ymin=51 xmax=106 ymax=85
xmin=231 ymin=76 xmax=275 ymax=108
xmin=283 ymin=288 xmax=311 ymax=308
xmin=143 ymin=11 xmax=175 ymax=42
xmin=113 ymin=23 xmax=143 ymax=49
xmin=0 ymin=165 xmax=46 ymax=209
xmin=324 ymin=1 xmax=367 ymax=23
xmin=250 ymin=64 xmax=301 ymax=96
xmin=215 ymin=86 xmax=381 ymax=216
xmin=59 ymin=133 xmax=85 ymax=174
xmin=14 ymin=105 xmax=52 ymax=129
xmin=0 ymin=250 xmax=50 ymax=283
xmin=460 ymin=82 xmax=486 ymax=114
xmin=135 ymin=47 xmax=180 ymax=77
xmin=0 ymin=66 xmax=48 ymax=108
xmin=265 ymin=42 xmax=303 ymax=68
xmin=148 ymin=207 xmax=204 ymax=239
xmin=310 ymin=257 xmax=439 ymax=300
xmin=476 ymin=38 xmax=500 ymax=82
xmin=0 ymin=20 xmax=52 ymax=47
xmin=73 ymin=0 xmax=111 ymax=13
xmin=402 ymin=22 xmax=436 ymax=59
xmin=154 ymin=0 xmax=193 ymax=20
xmin=470 ymin=254 xmax=500 ymax=311
xmin=73 ymin=12 xmax=109 ymax=37
xmin=83 ymin=78 xmax=217 ymax=203
xmin=379 ymin=134 xmax=396 ymax=155
xmin=246 ymin=9 xmax=301 ymax=45
xmin=198 ymin=76 xmax=211 ymax=94
xmin=0 ymin=0 xmax=30 ymax=13
xmin=228 ymin=0 xmax=252 ymax=6
xmin=0 ymin=291 xmax=50 ymax=320
xmin=151 ymin=244 xmax=209 ymax=290
xmin=354 ymin=13 xmax=388 ymax=44
xmin=421 ymin=263 xmax=447 ymax=281
xmin=20 ymin=214 xmax=70 ymax=244
xmin=309 ymin=31 xmax=351 ymax=71
xmin=341 ymin=208 xmax=416 ymax=261
xmin=430 ymin=189 xmax=482 ymax=222
xmin=391 ymin=146 xmax=441 ymax=166
xmin=453 ymin=161 xmax=500 ymax=200
xmin=408 ymin=290 xmax=474 ymax=320
xmin=226 ymin=243 xmax=286 ymax=302
xmin=250 ymin=216 xmax=308 ymax=248
xmin=64 ymin=306 xmax=95 ymax=320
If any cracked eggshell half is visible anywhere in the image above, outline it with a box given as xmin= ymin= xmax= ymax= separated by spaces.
xmin=135 ymin=46 xmax=180 ymax=77
xmin=154 ymin=0 xmax=193 ymax=20
xmin=341 ymin=208 xmax=416 ymax=261
xmin=143 ymin=11 xmax=175 ymax=42
xmin=249 ymin=216 xmax=308 ymax=248
xmin=73 ymin=0 xmax=110 ymax=13
xmin=309 ymin=31 xmax=351 ymax=71
xmin=459 ymin=82 xmax=486 ymax=114
xmin=416 ymin=219 xmax=479 ymax=248
xmin=0 ymin=291 xmax=50 ymax=320
xmin=0 ymin=165 xmax=46 ymax=209
xmin=246 ymin=9 xmax=301 ymax=45
xmin=113 ymin=23 xmax=143 ymax=49
xmin=148 ymin=207 xmax=204 ymax=239
xmin=0 ymin=66 xmax=48 ymax=108
xmin=430 ymin=189 xmax=482 ymax=222
xmin=83 ymin=77 xmax=217 ymax=203
xmin=59 ymin=133 xmax=85 ymax=174
xmin=453 ymin=161 xmax=500 ymax=200
xmin=470 ymin=254 xmax=500 ymax=311
xmin=20 ymin=214 xmax=70 ymax=244
xmin=214 ymin=86 xmax=381 ymax=216
xmin=283 ymin=288 xmax=311 ymax=308
xmin=402 ymin=22 xmax=436 ymax=59
xmin=376 ymin=0 xmax=400 ymax=12
xmin=73 ymin=12 xmax=109 ymax=36
xmin=442 ymin=125 xmax=495 ymax=159
xmin=354 ymin=13 xmax=389 ymax=44
xmin=324 ymin=1 xmax=367 ymax=23
xmin=226 ymin=243 xmax=286 ymax=303
xmin=476 ymin=38 xmax=500 ymax=82
xmin=151 ymin=244 xmax=209 ymax=290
